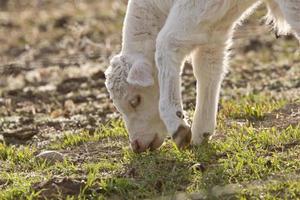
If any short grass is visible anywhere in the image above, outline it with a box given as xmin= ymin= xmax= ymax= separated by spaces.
xmin=0 ymin=95 xmax=299 ymax=200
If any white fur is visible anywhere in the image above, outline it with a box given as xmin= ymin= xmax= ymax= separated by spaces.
xmin=106 ymin=0 xmax=300 ymax=148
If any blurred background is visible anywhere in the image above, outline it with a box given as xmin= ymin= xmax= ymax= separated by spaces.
xmin=0 ymin=0 xmax=299 ymax=145
xmin=0 ymin=0 xmax=127 ymax=145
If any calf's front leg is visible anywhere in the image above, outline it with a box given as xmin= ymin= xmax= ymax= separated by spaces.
xmin=155 ymin=32 xmax=193 ymax=148
xmin=191 ymin=46 xmax=226 ymax=145
xmin=155 ymin=1 xmax=230 ymax=148
xmin=154 ymin=9 xmax=208 ymax=148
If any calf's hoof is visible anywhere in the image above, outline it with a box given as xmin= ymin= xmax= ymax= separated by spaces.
xmin=191 ymin=132 xmax=213 ymax=145
xmin=172 ymin=125 xmax=191 ymax=149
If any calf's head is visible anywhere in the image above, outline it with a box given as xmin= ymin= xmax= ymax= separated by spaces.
xmin=105 ymin=54 xmax=167 ymax=153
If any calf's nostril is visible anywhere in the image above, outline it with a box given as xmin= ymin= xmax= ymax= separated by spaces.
xmin=131 ymin=140 xmax=141 ymax=153
xmin=131 ymin=139 xmax=149 ymax=153
xmin=131 ymin=135 xmax=164 ymax=153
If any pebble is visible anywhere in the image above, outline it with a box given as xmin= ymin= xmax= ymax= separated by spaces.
xmin=211 ymin=184 xmax=242 ymax=197
xmin=36 ymin=150 xmax=64 ymax=164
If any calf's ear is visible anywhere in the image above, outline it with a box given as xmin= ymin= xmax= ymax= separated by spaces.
xmin=127 ymin=60 xmax=154 ymax=87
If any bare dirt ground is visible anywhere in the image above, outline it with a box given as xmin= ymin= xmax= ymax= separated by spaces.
xmin=0 ymin=0 xmax=299 ymax=199
xmin=0 ymin=0 xmax=124 ymax=147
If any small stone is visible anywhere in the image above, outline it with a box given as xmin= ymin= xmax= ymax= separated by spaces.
xmin=64 ymin=100 xmax=75 ymax=112
xmin=51 ymin=109 xmax=64 ymax=118
xmin=36 ymin=150 xmax=64 ymax=164
xmin=174 ymin=192 xmax=189 ymax=200
xmin=190 ymin=191 xmax=208 ymax=200
xmin=211 ymin=184 xmax=241 ymax=197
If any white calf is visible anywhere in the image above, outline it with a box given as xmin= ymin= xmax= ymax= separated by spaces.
xmin=105 ymin=0 xmax=300 ymax=153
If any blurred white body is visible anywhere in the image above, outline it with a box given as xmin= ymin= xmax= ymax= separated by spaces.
xmin=105 ymin=0 xmax=300 ymax=152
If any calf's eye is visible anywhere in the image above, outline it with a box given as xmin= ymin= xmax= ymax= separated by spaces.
xmin=129 ymin=95 xmax=141 ymax=108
